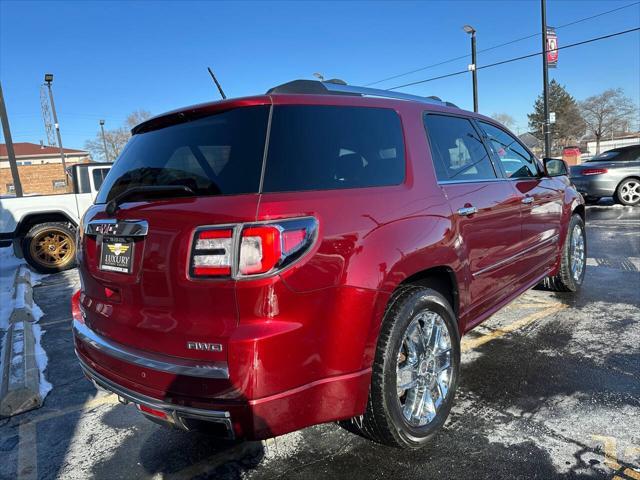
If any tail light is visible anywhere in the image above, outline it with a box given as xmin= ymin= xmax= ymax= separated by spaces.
xmin=190 ymin=217 xmax=317 ymax=279
xmin=71 ymin=290 xmax=84 ymax=324
xmin=190 ymin=228 xmax=234 ymax=277
xmin=582 ymin=168 xmax=608 ymax=176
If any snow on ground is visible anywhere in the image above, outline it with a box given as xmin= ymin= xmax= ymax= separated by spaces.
xmin=0 ymin=246 xmax=52 ymax=399
xmin=0 ymin=246 xmax=22 ymax=330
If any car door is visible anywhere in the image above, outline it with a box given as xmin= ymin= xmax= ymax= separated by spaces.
xmin=478 ymin=121 xmax=564 ymax=282
xmin=423 ymin=114 xmax=523 ymax=326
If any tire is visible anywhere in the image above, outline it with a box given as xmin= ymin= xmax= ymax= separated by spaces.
xmin=340 ymin=286 xmax=460 ymax=448
xmin=615 ymin=178 xmax=640 ymax=206
xmin=541 ymin=214 xmax=586 ymax=292
xmin=22 ymin=222 xmax=77 ymax=274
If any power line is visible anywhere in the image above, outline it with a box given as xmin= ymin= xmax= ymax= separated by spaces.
xmin=365 ymin=1 xmax=640 ymax=86
xmin=387 ymin=27 xmax=640 ymax=90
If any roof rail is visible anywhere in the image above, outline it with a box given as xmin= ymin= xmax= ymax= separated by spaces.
xmin=266 ymin=79 xmax=458 ymax=108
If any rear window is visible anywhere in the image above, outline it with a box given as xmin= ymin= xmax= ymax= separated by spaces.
xmin=588 ymin=147 xmax=639 ymax=162
xmin=96 ymin=106 xmax=270 ymax=203
xmin=263 ymin=106 xmax=405 ymax=192
xmin=96 ymin=104 xmax=405 ymax=204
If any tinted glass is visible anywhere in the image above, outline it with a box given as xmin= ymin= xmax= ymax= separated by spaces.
xmin=263 ymin=106 xmax=405 ymax=192
xmin=588 ymin=147 xmax=640 ymax=162
xmin=479 ymin=121 xmax=539 ymax=178
xmin=423 ymin=114 xmax=497 ymax=181
xmin=96 ymin=106 xmax=269 ymax=203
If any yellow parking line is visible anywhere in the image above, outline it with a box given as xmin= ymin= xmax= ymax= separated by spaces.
xmin=625 ymin=468 xmax=640 ymax=480
xmin=24 ymin=393 xmax=119 ymax=426
xmin=16 ymin=394 xmax=118 ymax=480
xmin=18 ymin=423 xmax=37 ymax=480
xmin=461 ymin=303 xmax=566 ymax=352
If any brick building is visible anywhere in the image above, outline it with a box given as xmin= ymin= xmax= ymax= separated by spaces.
xmin=0 ymin=142 xmax=91 ymax=195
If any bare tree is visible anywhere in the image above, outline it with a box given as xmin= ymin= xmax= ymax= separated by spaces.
xmin=491 ymin=113 xmax=516 ymax=130
xmin=85 ymin=110 xmax=151 ymax=162
xmin=125 ymin=109 xmax=152 ymax=129
xmin=580 ymin=88 xmax=637 ymax=154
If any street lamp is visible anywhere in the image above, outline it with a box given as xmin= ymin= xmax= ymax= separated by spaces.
xmin=99 ymin=119 xmax=109 ymax=162
xmin=43 ymin=73 xmax=68 ymax=178
xmin=463 ymin=25 xmax=478 ymax=113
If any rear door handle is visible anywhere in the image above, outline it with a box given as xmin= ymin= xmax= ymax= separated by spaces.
xmin=457 ymin=206 xmax=478 ymax=216
xmin=522 ymin=196 xmax=534 ymax=205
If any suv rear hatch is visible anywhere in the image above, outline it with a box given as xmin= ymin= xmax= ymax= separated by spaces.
xmin=79 ymin=100 xmax=270 ymax=364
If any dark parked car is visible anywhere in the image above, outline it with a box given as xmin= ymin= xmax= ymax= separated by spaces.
xmin=570 ymin=145 xmax=640 ymax=206
xmin=72 ymin=80 xmax=585 ymax=449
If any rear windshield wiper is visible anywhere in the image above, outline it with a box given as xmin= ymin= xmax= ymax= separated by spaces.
xmin=105 ymin=185 xmax=195 ymax=215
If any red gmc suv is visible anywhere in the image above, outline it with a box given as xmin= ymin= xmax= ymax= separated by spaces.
xmin=72 ymin=80 xmax=586 ymax=449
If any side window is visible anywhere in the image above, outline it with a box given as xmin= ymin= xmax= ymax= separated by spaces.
xmin=479 ymin=122 xmax=539 ymax=178
xmin=263 ymin=106 xmax=405 ymax=192
xmin=423 ymin=114 xmax=497 ymax=182
xmin=92 ymin=168 xmax=109 ymax=191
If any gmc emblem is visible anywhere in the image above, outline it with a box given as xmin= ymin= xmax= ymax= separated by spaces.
xmin=186 ymin=341 xmax=223 ymax=352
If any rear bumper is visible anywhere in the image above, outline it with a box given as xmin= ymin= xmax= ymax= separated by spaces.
xmin=78 ymin=356 xmax=235 ymax=438
xmin=74 ymin=319 xmax=372 ymax=439
xmin=571 ymin=177 xmax=617 ymax=197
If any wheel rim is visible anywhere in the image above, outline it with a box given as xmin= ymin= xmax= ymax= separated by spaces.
xmin=396 ymin=310 xmax=453 ymax=427
xmin=570 ymin=224 xmax=585 ymax=282
xmin=620 ymin=181 xmax=640 ymax=204
xmin=29 ymin=228 xmax=75 ymax=269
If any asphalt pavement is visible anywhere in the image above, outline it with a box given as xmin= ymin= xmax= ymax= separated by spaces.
xmin=1 ymin=203 xmax=638 ymax=480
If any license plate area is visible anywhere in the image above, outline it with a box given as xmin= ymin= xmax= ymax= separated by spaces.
xmin=100 ymin=237 xmax=135 ymax=274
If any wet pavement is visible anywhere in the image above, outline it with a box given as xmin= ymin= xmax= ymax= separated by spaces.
xmin=1 ymin=203 xmax=638 ymax=480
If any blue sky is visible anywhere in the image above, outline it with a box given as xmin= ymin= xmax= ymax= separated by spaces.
xmin=1 ymin=0 xmax=639 ymax=150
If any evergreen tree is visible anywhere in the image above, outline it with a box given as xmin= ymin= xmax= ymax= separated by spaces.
xmin=528 ymin=80 xmax=585 ymax=153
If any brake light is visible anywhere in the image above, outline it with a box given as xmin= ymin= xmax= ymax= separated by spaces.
xmin=190 ymin=228 xmax=234 ymax=277
xmin=582 ymin=168 xmax=608 ymax=176
xmin=189 ymin=217 xmax=317 ymax=279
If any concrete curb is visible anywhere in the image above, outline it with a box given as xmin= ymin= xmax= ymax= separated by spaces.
xmin=0 ymin=265 xmax=43 ymax=417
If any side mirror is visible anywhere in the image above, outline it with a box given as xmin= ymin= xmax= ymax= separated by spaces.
xmin=543 ymin=158 xmax=568 ymax=177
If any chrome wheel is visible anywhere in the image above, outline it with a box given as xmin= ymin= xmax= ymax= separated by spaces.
xmin=396 ymin=311 xmax=452 ymax=427
xmin=570 ymin=224 xmax=585 ymax=282
xmin=620 ymin=180 xmax=640 ymax=205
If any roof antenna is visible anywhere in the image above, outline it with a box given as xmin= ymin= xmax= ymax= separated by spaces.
xmin=207 ymin=67 xmax=227 ymax=99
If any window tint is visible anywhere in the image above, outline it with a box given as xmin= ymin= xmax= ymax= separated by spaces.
xmin=588 ymin=147 xmax=639 ymax=162
xmin=263 ymin=106 xmax=405 ymax=192
xmin=423 ymin=115 xmax=497 ymax=182
xmin=91 ymin=168 xmax=109 ymax=191
xmin=96 ymin=106 xmax=269 ymax=204
xmin=479 ymin=121 xmax=539 ymax=178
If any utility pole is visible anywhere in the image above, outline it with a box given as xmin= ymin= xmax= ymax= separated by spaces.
xmin=44 ymin=73 xmax=68 ymax=178
xmin=541 ymin=0 xmax=552 ymax=158
xmin=463 ymin=25 xmax=478 ymax=113
xmin=99 ymin=119 xmax=109 ymax=161
xmin=0 ymin=82 xmax=24 ymax=197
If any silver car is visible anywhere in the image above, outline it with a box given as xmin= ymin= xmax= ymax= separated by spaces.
xmin=570 ymin=145 xmax=640 ymax=206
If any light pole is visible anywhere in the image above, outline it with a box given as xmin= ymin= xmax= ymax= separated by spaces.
xmin=44 ymin=73 xmax=68 ymax=178
xmin=99 ymin=119 xmax=109 ymax=162
xmin=540 ymin=0 xmax=552 ymax=158
xmin=0 ymin=81 xmax=23 ymax=196
xmin=463 ymin=25 xmax=478 ymax=113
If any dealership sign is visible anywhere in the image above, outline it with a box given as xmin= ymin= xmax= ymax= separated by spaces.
xmin=547 ymin=27 xmax=558 ymax=68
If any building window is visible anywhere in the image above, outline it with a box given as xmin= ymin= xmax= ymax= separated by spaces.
xmin=52 ymin=179 xmax=67 ymax=189
xmin=17 ymin=161 xmax=32 ymax=166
